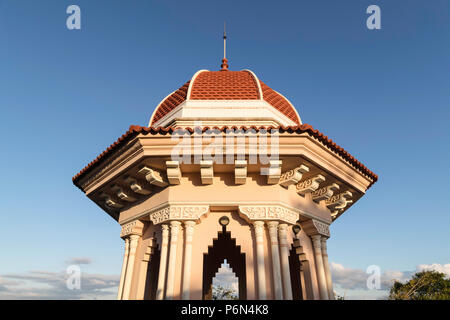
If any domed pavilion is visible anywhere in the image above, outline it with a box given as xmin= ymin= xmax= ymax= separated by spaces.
xmin=73 ymin=55 xmax=377 ymax=300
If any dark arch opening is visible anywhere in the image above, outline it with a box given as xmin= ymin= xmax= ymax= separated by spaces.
xmin=202 ymin=229 xmax=246 ymax=300
xmin=289 ymin=245 xmax=303 ymax=300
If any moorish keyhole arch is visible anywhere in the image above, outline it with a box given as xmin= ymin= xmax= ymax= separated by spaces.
xmin=202 ymin=228 xmax=247 ymax=300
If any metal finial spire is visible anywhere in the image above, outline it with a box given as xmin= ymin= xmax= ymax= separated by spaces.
xmin=221 ymin=22 xmax=229 ymax=71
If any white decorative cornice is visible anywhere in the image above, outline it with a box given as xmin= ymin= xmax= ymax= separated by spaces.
xmin=200 ymin=160 xmax=214 ymax=184
xmin=267 ymin=160 xmax=282 ymax=185
xmin=166 ymin=161 xmax=181 ymax=185
xmin=279 ymin=165 xmax=309 ymax=188
xmin=149 ymin=205 xmax=209 ymax=225
xmin=234 ymin=160 xmax=247 ymax=185
xmin=295 ymin=174 xmax=326 ymax=196
xmin=139 ymin=166 xmax=168 ymax=187
xmin=311 ymin=183 xmax=340 ymax=203
xmin=238 ymin=205 xmax=299 ymax=225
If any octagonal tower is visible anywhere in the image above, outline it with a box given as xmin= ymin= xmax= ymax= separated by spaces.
xmin=73 ymin=57 xmax=377 ymax=300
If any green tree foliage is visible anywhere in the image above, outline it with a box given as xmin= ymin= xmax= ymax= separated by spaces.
xmin=212 ymin=285 xmax=238 ymax=300
xmin=389 ymin=270 xmax=450 ymax=300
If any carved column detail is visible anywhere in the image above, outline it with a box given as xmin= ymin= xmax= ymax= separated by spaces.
xmin=165 ymin=221 xmax=181 ymax=299
xmin=267 ymin=221 xmax=283 ymax=300
xmin=156 ymin=224 xmax=169 ymax=300
xmin=117 ymin=237 xmax=130 ymax=300
xmin=181 ymin=221 xmax=196 ymax=299
xmin=321 ymin=237 xmax=335 ymax=300
xmin=122 ymin=234 xmax=140 ymax=300
xmin=253 ymin=221 xmax=267 ymax=299
xmin=278 ymin=223 xmax=293 ymax=300
xmin=311 ymin=235 xmax=329 ymax=300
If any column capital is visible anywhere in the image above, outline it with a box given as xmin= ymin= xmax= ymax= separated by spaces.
xmin=149 ymin=205 xmax=209 ymax=225
xmin=311 ymin=234 xmax=323 ymax=249
xmin=299 ymin=219 xmax=330 ymax=238
xmin=238 ymin=205 xmax=299 ymax=225
xmin=120 ymin=220 xmax=144 ymax=239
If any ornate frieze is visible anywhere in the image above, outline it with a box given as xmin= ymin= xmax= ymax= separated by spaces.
xmin=311 ymin=183 xmax=340 ymax=203
xmin=238 ymin=205 xmax=299 ymax=225
xmin=295 ymin=174 xmax=326 ymax=196
xmin=120 ymin=220 xmax=144 ymax=238
xmin=279 ymin=165 xmax=309 ymax=188
xmin=149 ymin=205 xmax=209 ymax=225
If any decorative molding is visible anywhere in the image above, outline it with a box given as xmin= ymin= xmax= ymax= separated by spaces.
xmin=234 ymin=160 xmax=247 ymax=185
xmin=300 ymin=219 xmax=330 ymax=237
xmin=311 ymin=183 xmax=340 ymax=203
xmin=124 ymin=176 xmax=152 ymax=195
xmin=267 ymin=160 xmax=282 ymax=185
xmin=200 ymin=160 xmax=214 ymax=184
xmin=166 ymin=161 xmax=181 ymax=185
xmin=238 ymin=205 xmax=299 ymax=225
xmin=295 ymin=174 xmax=326 ymax=196
xmin=325 ymin=191 xmax=353 ymax=211
xmin=99 ymin=193 xmax=123 ymax=209
xmin=149 ymin=205 xmax=209 ymax=225
xmin=279 ymin=165 xmax=309 ymax=188
xmin=111 ymin=184 xmax=137 ymax=202
xmin=139 ymin=166 xmax=168 ymax=187
xmin=120 ymin=220 xmax=144 ymax=238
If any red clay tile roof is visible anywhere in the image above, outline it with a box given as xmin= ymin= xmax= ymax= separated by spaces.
xmin=72 ymin=125 xmax=378 ymax=190
xmin=190 ymin=71 xmax=260 ymax=100
xmin=259 ymin=81 xmax=300 ymax=125
xmin=149 ymin=70 xmax=301 ymax=126
xmin=151 ymin=80 xmax=190 ymax=125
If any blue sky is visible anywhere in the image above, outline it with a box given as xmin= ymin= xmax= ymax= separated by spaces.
xmin=0 ymin=0 xmax=449 ymax=299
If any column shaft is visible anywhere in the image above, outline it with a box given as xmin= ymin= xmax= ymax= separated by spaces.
xmin=122 ymin=234 xmax=140 ymax=300
xmin=311 ymin=235 xmax=329 ymax=300
xmin=156 ymin=224 xmax=169 ymax=300
xmin=278 ymin=223 xmax=293 ymax=300
xmin=267 ymin=221 xmax=283 ymax=300
xmin=181 ymin=221 xmax=195 ymax=299
xmin=253 ymin=221 xmax=267 ymax=300
xmin=116 ymin=237 xmax=130 ymax=300
xmin=321 ymin=237 xmax=334 ymax=300
xmin=165 ymin=221 xmax=181 ymax=300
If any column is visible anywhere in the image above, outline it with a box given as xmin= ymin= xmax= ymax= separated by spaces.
xmin=165 ymin=220 xmax=181 ymax=300
xmin=116 ymin=237 xmax=130 ymax=300
xmin=156 ymin=224 xmax=169 ymax=300
xmin=122 ymin=234 xmax=140 ymax=300
xmin=253 ymin=221 xmax=267 ymax=300
xmin=267 ymin=221 xmax=283 ymax=300
xmin=321 ymin=237 xmax=335 ymax=300
xmin=311 ymin=235 xmax=329 ymax=300
xmin=278 ymin=223 xmax=293 ymax=300
xmin=182 ymin=221 xmax=195 ymax=299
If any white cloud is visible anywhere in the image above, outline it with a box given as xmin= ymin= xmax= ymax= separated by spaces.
xmin=0 ymin=269 xmax=118 ymax=300
xmin=330 ymin=262 xmax=450 ymax=300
